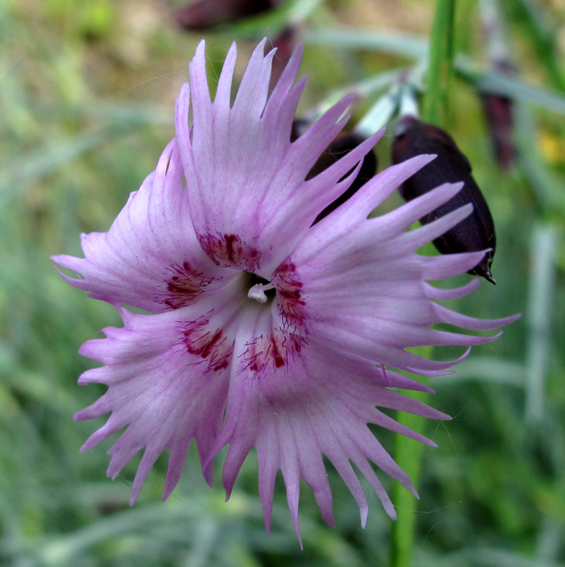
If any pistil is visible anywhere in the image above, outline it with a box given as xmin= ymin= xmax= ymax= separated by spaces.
xmin=248 ymin=282 xmax=275 ymax=303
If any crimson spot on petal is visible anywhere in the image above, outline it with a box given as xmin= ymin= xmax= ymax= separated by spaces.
xmin=272 ymin=262 xmax=308 ymax=330
xmin=240 ymin=330 xmax=306 ymax=376
xmin=181 ymin=316 xmax=234 ymax=372
xmin=163 ymin=262 xmax=214 ymax=310
xmin=198 ymin=232 xmax=261 ymax=271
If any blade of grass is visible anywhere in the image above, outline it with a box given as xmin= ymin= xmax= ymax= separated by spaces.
xmin=430 ymin=357 xmax=525 ymax=386
xmin=525 ymin=224 xmax=558 ymax=424
xmin=461 ymin=67 xmax=565 ymax=115
xmin=217 ymin=0 xmax=323 ymax=37
xmin=301 ymin=28 xmax=428 ymax=60
xmin=303 ymin=28 xmax=565 ymax=115
xmin=501 ymin=0 xmax=565 ymax=92
xmin=515 ymin=103 xmax=565 ymax=215
xmin=0 ymin=124 xmax=149 ymax=210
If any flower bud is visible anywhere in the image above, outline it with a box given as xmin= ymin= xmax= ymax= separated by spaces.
xmin=176 ymin=0 xmax=282 ymax=31
xmin=391 ymin=116 xmax=496 ymax=284
xmin=307 ymin=130 xmax=378 ymax=223
xmin=268 ymin=26 xmax=297 ymax=93
xmin=480 ymin=62 xmax=516 ymax=171
xmin=481 ymin=93 xmax=515 ymax=170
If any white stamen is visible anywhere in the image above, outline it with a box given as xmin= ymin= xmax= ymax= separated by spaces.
xmin=248 ymin=282 xmax=275 ymax=304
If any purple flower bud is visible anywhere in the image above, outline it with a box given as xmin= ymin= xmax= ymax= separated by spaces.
xmin=176 ymin=0 xmax=282 ymax=31
xmin=392 ymin=116 xmax=496 ymax=284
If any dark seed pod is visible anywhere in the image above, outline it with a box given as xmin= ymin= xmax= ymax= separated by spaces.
xmin=306 ymin=130 xmax=377 ymax=224
xmin=176 ymin=0 xmax=281 ymax=31
xmin=391 ymin=116 xmax=496 ymax=284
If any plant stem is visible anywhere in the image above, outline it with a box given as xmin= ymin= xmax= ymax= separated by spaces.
xmin=422 ymin=0 xmax=457 ymax=126
xmin=389 ymin=346 xmax=433 ymax=567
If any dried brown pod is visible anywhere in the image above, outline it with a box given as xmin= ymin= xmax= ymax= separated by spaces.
xmin=391 ymin=116 xmax=496 ymax=284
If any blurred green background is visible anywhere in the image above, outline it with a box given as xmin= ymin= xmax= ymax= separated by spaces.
xmin=1 ymin=0 xmax=564 ymax=565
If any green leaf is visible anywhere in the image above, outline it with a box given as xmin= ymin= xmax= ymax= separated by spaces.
xmin=303 ymin=27 xmax=565 ymax=115
xmin=501 ymin=0 xmax=565 ymax=92
xmin=525 ymin=224 xmax=559 ymax=423
xmin=301 ymin=28 xmax=428 ymax=60
xmin=458 ymin=63 xmax=565 ymax=115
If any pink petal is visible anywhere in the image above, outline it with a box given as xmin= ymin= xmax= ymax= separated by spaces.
xmin=175 ymin=41 xmax=383 ymax=275
xmin=206 ymin=341 xmax=450 ymax=537
xmin=53 ymin=140 xmax=226 ymax=313
xmin=74 ymin=283 xmax=250 ymax=502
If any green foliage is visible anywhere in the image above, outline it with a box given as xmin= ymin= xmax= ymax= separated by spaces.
xmin=0 ymin=0 xmax=564 ymax=565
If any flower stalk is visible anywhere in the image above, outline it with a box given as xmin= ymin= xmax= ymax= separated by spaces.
xmin=390 ymin=347 xmax=432 ymax=567
xmin=422 ymin=0 xmax=456 ymax=127
xmin=392 ymin=0 xmax=457 ymax=564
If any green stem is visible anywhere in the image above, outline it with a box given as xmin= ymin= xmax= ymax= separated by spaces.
xmin=389 ymin=345 xmax=433 ymax=567
xmin=422 ymin=0 xmax=457 ymax=126
xmin=390 ymin=5 xmax=458 ymax=560
xmin=391 ymin=3 xmax=456 ymax=564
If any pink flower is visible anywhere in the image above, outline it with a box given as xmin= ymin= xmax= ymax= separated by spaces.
xmin=53 ymin=40 xmax=518 ymax=544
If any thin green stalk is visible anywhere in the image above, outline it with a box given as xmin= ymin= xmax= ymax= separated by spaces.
xmin=390 ymin=2 xmax=456 ymax=564
xmin=422 ymin=0 xmax=456 ymax=126
xmin=389 ymin=345 xmax=433 ymax=567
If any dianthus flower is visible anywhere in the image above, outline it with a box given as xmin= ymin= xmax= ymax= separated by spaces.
xmin=54 ymin=40 xmax=518 ymax=543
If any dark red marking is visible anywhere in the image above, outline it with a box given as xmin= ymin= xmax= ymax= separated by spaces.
xmin=164 ymin=261 xmax=214 ymax=310
xmin=200 ymin=329 xmax=222 ymax=358
xmin=270 ymin=335 xmax=285 ymax=368
xmin=272 ymin=262 xmax=308 ymax=330
xmin=240 ymin=329 xmax=306 ymax=377
xmin=182 ymin=317 xmax=234 ymax=372
xmin=224 ymin=235 xmax=236 ymax=263
xmin=198 ymin=232 xmax=261 ymax=271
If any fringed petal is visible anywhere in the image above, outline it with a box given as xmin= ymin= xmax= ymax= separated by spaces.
xmin=205 ymin=344 xmax=449 ymax=538
xmin=73 ymin=282 xmax=249 ymax=502
xmin=174 ymin=41 xmax=383 ymax=275
xmin=53 ymin=140 xmax=227 ymax=313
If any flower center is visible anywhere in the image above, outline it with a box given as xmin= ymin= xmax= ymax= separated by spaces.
xmin=246 ymin=273 xmax=276 ymax=304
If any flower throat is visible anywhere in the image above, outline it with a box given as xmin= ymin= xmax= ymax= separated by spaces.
xmin=246 ymin=272 xmax=276 ymax=304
